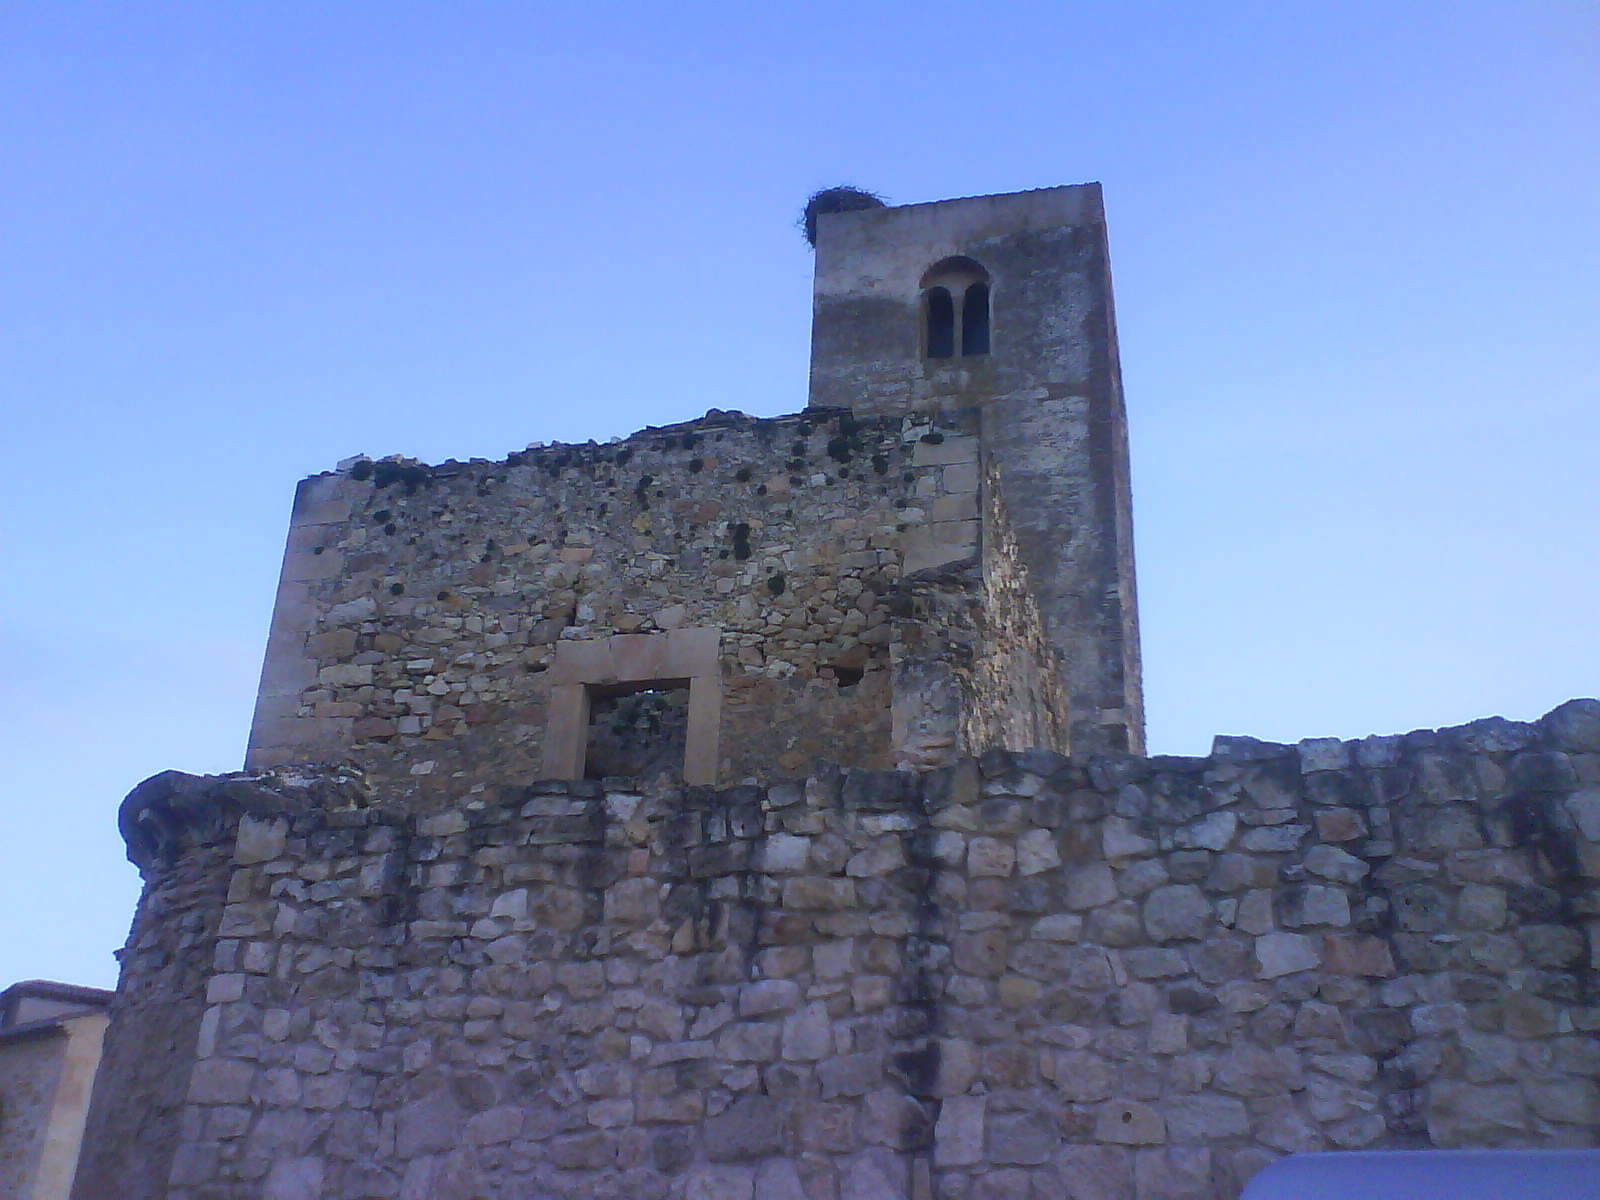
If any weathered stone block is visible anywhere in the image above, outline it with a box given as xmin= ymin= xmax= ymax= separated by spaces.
xmin=1117 ymin=857 xmax=1171 ymax=896
xmin=1239 ymin=824 xmax=1308 ymax=853
xmin=739 ymin=978 xmax=801 ymax=1016
xmin=1509 ymin=750 xmax=1579 ymax=793
xmin=1067 ymin=863 xmax=1118 ymax=910
xmin=782 ymin=877 xmax=857 ymax=910
xmin=762 ymin=833 xmax=811 ymax=872
xmin=1173 ymin=810 xmax=1236 ymax=852
xmin=1502 ymin=990 xmax=1559 ymax=1038
xmin=1213 ymin=1046 xmax=1303 ymax=1097
xmin=754 ymin=1160 xmax=809 ymax=1200
xmin=1426 ymin=1081 xmax=1528 ymax=1146
xmin=1056 ymin=1145 xmax=1135 ymax=1200
xmin=1277 ymin=884 xmax=1350 ymax=928
xmin=1133 ymin=1145 xmax=1212 ymax=1200
xmin=954 ymin=929 xmax=1008 ymax=977
xmin=1103 ymin=816 xmax=1157 ymax=860
xmin=463 ymin=1106 xmax=523 ymax=1145
xmin=263 ymin=1155 xmax=325 ymax=1200
xmin=604 ymin=877 xmax=660 ymax=924
xmin=847 ymin=838 xmax=907 ymax=877
xmin=1166 ymin=1094 xmax=1249 ymax=1142
xmin=1050 ymin=1050 xmax=1114 ymax=1102
xmin=397 ymin=1090 xmax=464 ymax=1157
xmin=705 ymin=1095 xmax=783 ymax=1160
xmin=1087 ymin=899 xmax=1145 ymax=946
xmin=1525 ymin=1079 xmax=1600 ymax=1124
xmin=1320 ymin=934 xmax=1394 ymax=977
xmin=1031 ymin=912 xmax=1083 ymax=942
xmin=911 ymin=435 xmax=978 ymax=467
xmin=1017 ymin=828 xmax=1061 ymax=875
xmin=934 ymin=1038 xmax=979 ymax=1097
xmin=817 ymin=1051 xmax=883 ymax=1098
xmin=1298 ymin=738 xmax=1350 ymax=773
xmin=1542 ymin=699 xmax=1600 ymax=752
xmin=1303 ymin=844 xmax=1368 ymax=884
xmin=781 ymin=1002 xmax=833 ymax=1061
xmin=987 ymin=1111 xmax=1055 ymax=1164
xmin=1142 ymin=884 xmax=1211 ymax=942
xmin=718 ymin=1022 xmax=782 ymax=1062
xmin=235 ymin=815 xmax=289 ymax=865
xmin=968 ymin=837 xmax=1016 ymax=877
xmin=1254 ymin=932 xmax=1320 ymax=978
xmin=934 ymin=1094 xmax=985 ymax=1166
xmin=685 ymin=1165 xmax=755 ymax=1200
xmin=1254 ymin=1099 xmax=1323 ymax=1153
xmin=1314 ymin=807 xmax=1366 ymax=842
xmin=1094 ymin=1100 xmax=1166 ymax=1145
xmin=187 ymin=1058 xmax=255 ymax=1105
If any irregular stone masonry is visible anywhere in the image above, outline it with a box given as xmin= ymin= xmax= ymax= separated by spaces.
xmin=247 ymin=407 xmax=1000 ymax=797
xmin=78 ymin=700 xmax=1600 ymax=1199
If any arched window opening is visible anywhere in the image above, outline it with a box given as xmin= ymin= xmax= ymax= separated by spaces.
xmin=919 ymin=256 xmax=991 ymax=360
xmin=925 ymin=287 xmax=955 ymax=359
xmin=961 ymin=282 xmax=990 ymax=356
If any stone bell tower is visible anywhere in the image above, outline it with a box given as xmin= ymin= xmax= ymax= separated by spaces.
xmin=808 ymin=184 xmax=1144 ymax=753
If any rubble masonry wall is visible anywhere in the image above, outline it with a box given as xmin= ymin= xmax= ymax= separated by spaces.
xmin=88 ymin=701 xmax=1600 ymax=1199
xmin=245 ymin=407 xmax=1000 ymax=799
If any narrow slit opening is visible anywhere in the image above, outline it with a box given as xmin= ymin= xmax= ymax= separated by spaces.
xmin=961 ymin=281 xmax=990 ymax=356
xmin=926 ymin=287 xmax=955 ymax=359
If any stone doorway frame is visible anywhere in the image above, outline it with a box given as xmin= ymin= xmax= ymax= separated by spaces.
xmin=543 ymin=627 xmax=721 ymax=785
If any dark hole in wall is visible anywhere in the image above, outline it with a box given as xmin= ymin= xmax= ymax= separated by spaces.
xmin=585 ymin=684 xmax=689 ymax=781
xmin=962 ymin=282 xmax=990 ymax=355
xmin=926 ymin=287 xmax=955 ymax=359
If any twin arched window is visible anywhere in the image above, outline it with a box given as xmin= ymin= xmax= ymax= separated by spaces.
xmin=922 ymin=257 xmax=991 ymax=360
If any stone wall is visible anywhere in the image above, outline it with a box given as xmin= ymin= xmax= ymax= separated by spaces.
xmin=962 ymin=453 xmax=1069 ymax=761
xmin=0 ymin=981 xmax=114 ymax=1199
xmin=70 ymin=841 xmax=233 ymax=1200
xmin=89 ymin=700 xmax=1600 ymax=1198
xmin=246 ymin=407 xmax=993 ymax=798
xmin=74 ymin=769 xmax=371 ymax=1200
xmin=0 ymin=1029 xmax=68 ymax=1196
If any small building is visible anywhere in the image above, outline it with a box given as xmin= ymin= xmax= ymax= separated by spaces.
xmin=0 ymin=980 xmax=113 ymax=1200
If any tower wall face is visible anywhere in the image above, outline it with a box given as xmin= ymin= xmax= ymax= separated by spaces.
xmin=808 ymin=186 xmax=1111 ymax=418
xmin=809 ymin=185 xmax=1142 ymax=753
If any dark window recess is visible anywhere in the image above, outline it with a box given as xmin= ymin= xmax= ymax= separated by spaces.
xmin=926 ymin=287 xmax=955 ymax=359
xmin=585 ymin=686 xmax=689 ymax=781
xmin=920 ymin=257 xmax=990 ymax=360
xmin=962 ymin=282 xmax=990 ymax=355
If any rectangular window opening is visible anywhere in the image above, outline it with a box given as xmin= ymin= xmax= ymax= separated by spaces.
xmin=584 ymin=679 xmax=691 ymax=781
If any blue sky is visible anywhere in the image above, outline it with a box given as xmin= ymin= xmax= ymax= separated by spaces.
xmin=2 ymin=2 xmax=1595 ymax=989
